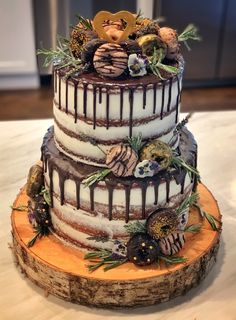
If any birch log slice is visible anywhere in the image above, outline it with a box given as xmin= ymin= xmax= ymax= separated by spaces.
xmin=11 ymin=183 xmax=221 ymax=308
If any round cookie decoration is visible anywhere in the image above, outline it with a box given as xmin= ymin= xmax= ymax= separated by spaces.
xmin=146 ymin=208 xmax=179 ymax=240
xmin=140 ymin=140 xmax=172 ymax=171
xmin=127 ymin=233 xmax=160 ymax=266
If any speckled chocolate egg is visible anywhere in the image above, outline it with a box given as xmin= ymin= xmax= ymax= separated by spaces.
xmin=70 ymin=27 xmax=97 ymax=58
xmin=127 ymin=233 xmax=160 ymax=266
xmin=33 ymin=194 xmax=52 ymax=228
xmin=26 ymin=164 xmax=44 ymax=198
xmin=159 ymin=231 xmax=185 ymax=256
xmin=140 ymin=140 xmax=172 ymax=171
xmin=146 ymin=208 xmax=179 ymax=240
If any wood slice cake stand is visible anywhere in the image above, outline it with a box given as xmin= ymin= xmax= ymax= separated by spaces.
xmin=11 ymin=183 xmax=221 ymax=308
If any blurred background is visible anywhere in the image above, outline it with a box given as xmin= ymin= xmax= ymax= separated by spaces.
xmin=0 ymin=0 xmax=235 ymax=120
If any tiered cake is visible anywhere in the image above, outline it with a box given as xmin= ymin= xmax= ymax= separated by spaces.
xmin=11 ymin=10 xmax=221 ymax=308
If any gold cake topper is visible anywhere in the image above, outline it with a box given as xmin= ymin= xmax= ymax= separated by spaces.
xmin=93 ymin=10 xmax=136 ymax=44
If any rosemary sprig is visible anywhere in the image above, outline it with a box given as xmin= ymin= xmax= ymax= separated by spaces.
xmin=37 ymin=35 xmax=83 ymax=76
xmin=158 ymin=254 xmax=187 ymax=265
xmin=27 ymin=225 xmax=50 ymax=248
xmin=193 ymin=204 xmax=221 ymax=232
xmin=175 ymin=113 xmax=193 ymax=132
xmin=124 ymin=220 xmax=146 ymax=235
xmin=171 ymin=155 xmax=200 ymax=180
xmin=127 ymin=133 xmax=143 ymax=153
xmin=82 ymin=168 xmax=111 ymax=188
xmin=84 ymin=250 xmax=127 ymax=272
xmin=75 ymin=14 xmax=93 ymax=30
xmin=184 ymin=224 xmax=201 ymax=233
xmin=178 ymin=24 xmax=201 ymax=51
xmin=11 ymin=205 xmax=28 ymax=211
xmin=40 ymin=187 xmax=51 ymax=206
xmin=176 ymin=192 xmax=199 ymax=216
xmin=149 ymin=48 xmax=179 ymax=79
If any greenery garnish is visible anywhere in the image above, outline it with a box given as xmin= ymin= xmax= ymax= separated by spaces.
xmin=40 ymin=187 xmax=51 ymax=206
xmin=124 ymin=220 xmax=146 ymax=235
xmin=11 ymin=205 xmax=28 ymax=211
xmin=184 ymin=224 xmax=201 ymax=233
xmin=136 ymin=9 xmax=143 ymax=22
xmin=171 ymin=154 xmax=200 ymax=180
xmin=175 ymin=113 xmax=193 ymax=133
xmin=176 ymin=192 xmax=199 ymax=216
xmin=127 ymin=133 xmax=143 ymax=154
xmin=178 ymin=24 xmax=201 ymax=51
xmin=193 ymin=204 xmax=221 ymax=232
xmin=84 ymin=250 xmax=127 ymax=272
xmin=27 ymin=225 xmax=51 ymax=248
xmin=75 ymin=14 xmax=93 ymax=30
xmin=149 ymin=48 xmax=179 ymax=79
xmin=83 ymin=168 xmax=111 ymax=188
xmin=158 ymin=254 xmax=187 ymax=266
xmin=86 ymin=236 xmax=110 ymax=243
xmin=37 ymin=35 xmax=83 ymax=77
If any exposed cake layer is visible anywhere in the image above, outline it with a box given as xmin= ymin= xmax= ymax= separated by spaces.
xmin=54 ymin=70 xmax=182 ymax=166
xmin=41 ymin=126 xmax=197 ymax=250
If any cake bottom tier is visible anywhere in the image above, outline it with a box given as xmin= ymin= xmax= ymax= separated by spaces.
xmin=11 ymin=183 xmax=221 ymax=308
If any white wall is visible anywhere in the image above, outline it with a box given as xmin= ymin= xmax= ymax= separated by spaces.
xmin=0 ymin=0 xmax=39 ymax=89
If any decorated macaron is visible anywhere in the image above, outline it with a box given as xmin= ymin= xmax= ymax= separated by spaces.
xmin=127 ymin=233 xmax=160 ymax=266
xmin=26 ymin=164 xmax=44 ymax=198
xmin=159 ymin=231 xmax=185 ymax=255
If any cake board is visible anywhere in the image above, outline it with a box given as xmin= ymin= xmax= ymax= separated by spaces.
xmin=11 ymin=183 xmax=221 ymax=308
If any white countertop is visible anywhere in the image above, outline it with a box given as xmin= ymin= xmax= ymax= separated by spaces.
xmin=1 ymin=112 xmax=236 ymax=320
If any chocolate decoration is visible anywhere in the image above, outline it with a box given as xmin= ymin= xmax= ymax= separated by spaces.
xmin=106 ymin=89 xmax=110 ymax=129
xmin=175 ymin=76 xmax=181 ymax=123
xmin=160 ymin=81 xmax=165 ymax=120
xmin=58 ymin=77 xmax=61 ymax=109
xmin=120 ymin=87 xmax=124 ymax=120
xmin=99 ymin=86 xmax=102 ymax=104
xmin=93 ymin=86 xmax=97 ymax=129
xmin=129 ymin=88 xmax=134 ymax=137
xmin=41 ymin=126 xmax=197 ymax=222
xmin=143 ymin=85 xmax=147 ymax=109
xmin=153 ymin=83 xmax=157 ymax=114
xmin=73 ymin=80 xmax=78 ymax=123
xmin=167 ymin=78 xmax=172 ymax=112
xmin=54 ymin=69 xmax=57 ymax=94
xmin=83 ymin=83 xmax=88 ymax=117
xmin=65 ymin=79 xmax=69 ymax=113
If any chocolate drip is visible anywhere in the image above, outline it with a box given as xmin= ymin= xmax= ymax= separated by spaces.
xmin=167 ymin=78 xmax=172 ymax=112
xmin=154 ymin=183 xmax=159 ymax=205
xmin=58 ymin=77 xmax=61 ymax=109
xmin=106 ymin=89 xmax=110 ymax=129
xmin=141 ymin=182 xmax=148 ymax=219
xmin=128 ymin=88 xmax=134 ymax=137
xmin=90 ymin=185 xmax=95 ymax=211
xmin=54 ymin=69 xmax=57 ymax=94
xmin=75 ymin=180 xmax=81 ymax=209
xmin=73 ymin=81 xmax=78 ymax=123
xmin=125 ymin=186 xmax=131 ymax=223
xmin=106 ymin=183 xmax=114 ymax=221
xmin=160 ymin=82 xmax=165 ymax=119
xmin=143 ymin=85 xmax=147 ymax=109
xmin=65 ymin=79 xmax=68 ymax=113
xmin=99 ymin=86 xmax=102 ymax=104
xmin=175 ymin=76 xmax=181 ymax=123
xmin=166 ymin=180 xmax=170 ymax=203
xmin=153 ymin=83 xmax=157 ymax=114
xmin=120 ymin=87 xmax=124 ymax=120
xmin=48 ymin=161 xmax=54 ymax=208
xmin=59 ymin=176 xmax=65 ymax=205
xmin=83 ymin=83 xmax=88 ymax=118
xmin=93 ymin=85 xmax=97 ymax=129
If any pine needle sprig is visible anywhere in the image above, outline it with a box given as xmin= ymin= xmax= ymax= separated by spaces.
xmin=178 ymin=24 xmax=201 ymax=51
xmin=82 ymin=169 xmax=111 ymax=188
xmin=175 ymin=113 xmax=193 ymax=133
xmin=75 ymin=14 xmax=93 ymax=30
xmin=27 ymin=225 xmax=50 ymax=248
xmin=84 ymin=250 xmax=127 ymax=272
xmin=176 ymin=192 xmax=199 ymax=216
xmin=171 ymin=155 xmax=200 ymax=180
xmin=184 ymin=224 xmax=201 ymax=233
xmin=124 ymin=220 xmax=146 ymax=235
xmin=158 ymin=254 xmax=187 ymax=266
xmin=193 ymin=204 xmax=221 ymax=232
xmin=127 ymin=133 xmax=143 ymax=153
xmin=149 ymin=48 xmax=179 ymax=79
xmin=11 ymin=204 xmax=28 ymax=212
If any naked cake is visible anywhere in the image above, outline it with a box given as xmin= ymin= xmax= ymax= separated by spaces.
xmin=11 ymin=10 xmax=222 ymax=307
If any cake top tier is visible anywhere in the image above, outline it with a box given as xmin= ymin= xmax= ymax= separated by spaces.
xmin=39 ymin=10 xmax=200 ymax=81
